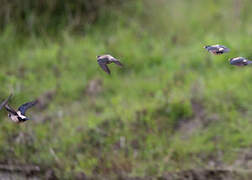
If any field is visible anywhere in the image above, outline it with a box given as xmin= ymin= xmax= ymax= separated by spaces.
xmin=1 ymin=0 xmax=252 ymax=179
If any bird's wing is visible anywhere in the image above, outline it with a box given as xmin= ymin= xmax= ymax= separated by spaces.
xmin=111 ymin=59 xmax=123 ymax=67
xmin=224 ymin=46 xmax=229 ymax=52
xmin=208 ymin=46 xmax=218 ymax=51
xmin=230 ymin=58 xmax=245 ymax=65
xmin=98 ymin=62 xmax=111 ymax=74
xmin=214 ymin=45 xmax=229 ymax=52
xmin=18 ymin=100 xmax=38 ymax=115
xmin=247 ymin=60 xmax=252 ymax=64
xmin=0 ymin=94 xmax=12 ymax=110
xmin=210 ymin=48 xmax=219 ymax=53
xmin=211 ymin=45 xmax=220 ymax=48
xmin=219 ymin=46 xmax=229 ymax=52
xmin=4 ymin=104 xmax=17 ymax=115
xmin=231 ymin=57 xmax=242 ymax=61
xmin=223 ymin=48 xmax=229 ymax=53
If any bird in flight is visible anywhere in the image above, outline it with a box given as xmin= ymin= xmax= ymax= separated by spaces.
xmin=0 ymin=94 xmax=12 ymax=110
xmin=4 ymin=100 xmax=37 ymax=123
xmin=229 ymin=57 xmax=252 ymax=66
xmin=204 ymin=45 xmax=229 ymax=55
xmin=97 ymin=54 xmax=123 ymax=75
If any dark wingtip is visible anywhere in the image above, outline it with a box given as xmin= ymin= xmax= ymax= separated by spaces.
xmin=223 ymin=48 xmax=230 ymax=53
xmin=118 ymin=61 xmax=123 ymax=67
xmin=113 ymin=60 xmax=123 ymax=67
xmin=247 ymin=60 xmax=252 ymax=64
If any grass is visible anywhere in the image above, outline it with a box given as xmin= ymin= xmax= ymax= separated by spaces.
xmin=0 ymin=0 xmax=252 ymax=179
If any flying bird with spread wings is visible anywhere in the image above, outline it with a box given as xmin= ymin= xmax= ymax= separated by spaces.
xmin=97 ymin=54 xmax=123 ymax=75
xmin=204 ymin=45 xmax=230 ymax=55
xmin=229 ymin=57 xmax=252 ymax=66
xmin=4 ymin=99 xmax=37 ymax=123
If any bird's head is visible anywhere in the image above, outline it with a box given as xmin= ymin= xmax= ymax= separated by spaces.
xmin=204 ymin=45 xmax=210 ymax=49
xmin=229 ymin=58 xmax=234 ymax=64
xmin=96 ymin=55 xmax=101 ymax=58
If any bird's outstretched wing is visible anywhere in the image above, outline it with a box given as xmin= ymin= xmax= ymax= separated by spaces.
xmin=98 ymin=62 xmax=111 ymax=74
xmin=222 ymin=47 xmax=230 ymax=53
xmin=207 ymin=45 xmax=229 ymax=54
xmin=18 ymin=100 xmax=38 ymax=115
xmin=229 ymin=57 xmax=250 ymax=66
xmin=4 ymin=104 xmax=17 ymax=115
xmin=112 ymin=59 xmax=123 ymax=67
xmin=0 ymin=94 xmax=12 ymax=110
xmin=247 ymin=60 xmax=252 ymax=64
xmin=217 ymin=46 xmax=229 ymax=53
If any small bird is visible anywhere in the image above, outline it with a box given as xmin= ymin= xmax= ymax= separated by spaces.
xmin=229 ymin=57 xmax=252 ymax=66
xmin=204 ymin=45 xmax=230 ymax=55
xmin=0 ymin=94 xmax=12 ymax=110
xmin=97 ymin=54 xmax=123 ymax=75
xmin=4 ymin=100 xmax=37 ymax=123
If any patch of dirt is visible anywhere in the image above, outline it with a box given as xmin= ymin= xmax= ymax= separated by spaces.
xmin=36 ymin=90 xmax=56 ymax=110
xmin=190 ymin=99 xmax=205 ymax=120
xmin=87 ymin=169 xmax=251 ymax=180
xmin=0 ymin=165 xmax=249 ymax=180
xmin=176 ymin=99 xmax=205 ymax=137
xmin=85 ymin=78 xmax=103 ymax=96
xmin=0 ymin=163 xmax=44 ymax=180
xmin=0 ymin=163 xmax=61 ymax=180
xmin=177 ymin=99 xmax=219 ymax=138
xmin=231 ymin=147 xmax=252 ymax=170
xmin=160 ymin=169 xmax=245 ymax=180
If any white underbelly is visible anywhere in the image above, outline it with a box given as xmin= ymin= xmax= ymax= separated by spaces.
xmin=17 ymin=111 xmax=26 ymax=119
xmin=9 ymin=115 xmax=19 ymax=123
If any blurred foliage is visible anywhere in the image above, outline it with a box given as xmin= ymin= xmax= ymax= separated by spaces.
xmin=0 ymin=0 xmax=128 ymax=34
xmin=0 ymin=0 xmax=252 ymax=179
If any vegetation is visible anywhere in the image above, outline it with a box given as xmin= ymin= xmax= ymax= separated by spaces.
xmin=0 ymin=0 xmax=128 ymax=34
xmin=0 ymin=0 xmax=252 ymax=179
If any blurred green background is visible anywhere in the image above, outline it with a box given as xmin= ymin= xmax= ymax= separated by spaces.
xmin=1 ymin=0 xmax=252 ymax=179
